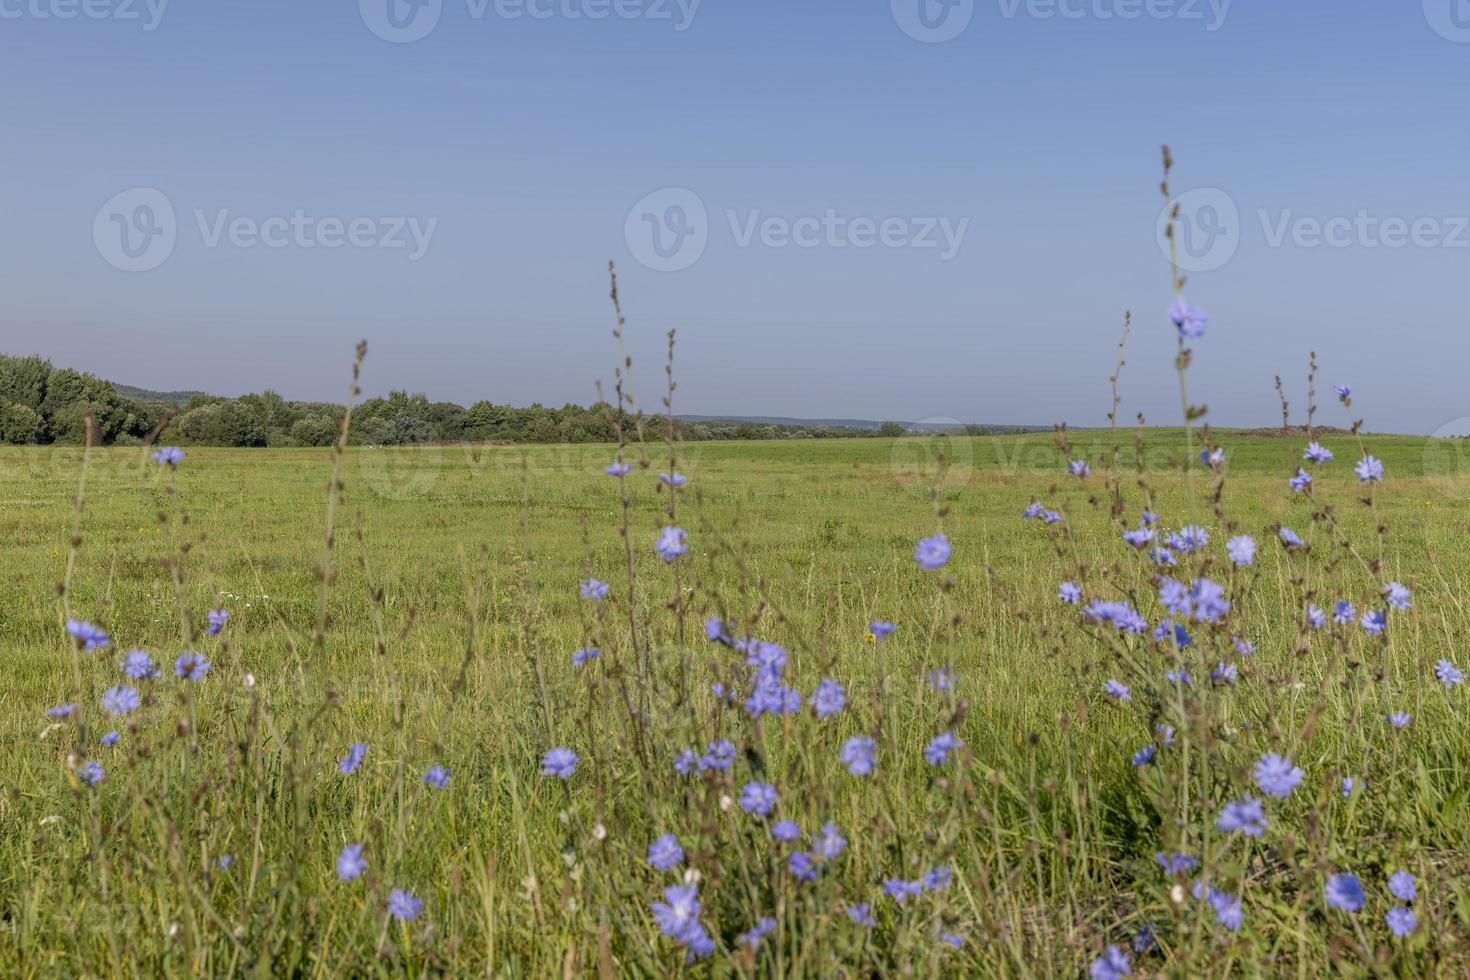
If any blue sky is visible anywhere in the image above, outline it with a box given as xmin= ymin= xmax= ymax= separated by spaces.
xmin=1 ymin=0 xmax=1466 ymax=433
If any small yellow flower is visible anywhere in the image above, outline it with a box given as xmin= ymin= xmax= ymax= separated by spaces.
xmin=864 ymin=631 xmax=877 ymax=645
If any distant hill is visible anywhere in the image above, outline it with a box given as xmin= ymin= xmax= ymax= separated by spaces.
xmin=679 ymin=415 xmax=1045 ymax=433
xmin=113 ymin=383 xmax=211 ymax=406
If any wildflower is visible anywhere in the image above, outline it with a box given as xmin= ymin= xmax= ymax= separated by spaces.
xmin=1084 ymin=600 xmax=1148 ymax=633
xmin=788 ymin=852 xmax=817 ymax=881
xmin=152 ymin=446 xmax=185 ymax=466
xmin=571 ymin=646 xmax=600 ymax=667
xmin=928 ymin=667 xmax=956 ymax=691
xmin=1304 ymin=442 xmax=1334 ymax=463
xmin=1361 ymin=609 xmax=1388 ymax=635
xmin=423 ymin=765 xmax=451 ymax=789
xmin=739 ymin=917 xmax=777 ymax=949
xmin=206 ymin=607 xmax=229 ymax=635
xmin=870 ymin=620 xmax=897 ymax=639
xmin=1355 ymin=455 xmax=1384 ymax=483
xmin=699 ymin=739 xmax=735 ymax=771
xmin=78 ymin=760 xmax=105 ymax=786
xmin=1151 ymin=547 xmax=1177 ymax=567
xmin=121 ymin=649 xmax=157 ymax=679
xmin=100 ymin=685 xmax=139 ymax=716
xmin=883 ymin=878 xmax=923 ymax=902
xmin=1069 ymin=459 xmax=1091 ymax=478
xmin=1156 ymin=723 xmax=1175 ymax=745
xmin=658 ymin=472 xmax=688 ymax=487
xmin=1090 ymin=944 xmax=1132 ymax=980
xmin=914 ymin=533 xmax=952 ymax=570
xmin=1156 ymin=851 xmax=1197 ymax=875
xmin=1386 ymin=907 xmax=1417 ymax=937
xmin=1059 ymin=582 xmax=1083 ymax=604
xmin=1200 ymin=447 xmax=1225 ymax=466
xmin=1040 ymin=509 xmax=1063 ymax=524
xmin=1169 ymin=525 xmax=1209 ymax=553
xmin=739 ymin=781 xmax=778 ymax=816
xmin=673 ymin=748 xmax=698 ymax=775
xmin=1207 ymin=889 xmax=1244 ymax=930
xmin=100 ymin=731 xmax=121 ymax=746
xmin=1324 ymin=873 xmax=1365 ymax=912
xmin=1132 ymin=925 xmax=1157 ymax=953
xmin=542 ymin=747 xmax=578 ymax=778
xmin=1386 ymin=710 xmax=1411 ymax=729
xmin=1226 ymin=535 xmax=1256 ymax=565
xmin=1333 ymin=599 xmax=1356 ymax=624
xmin=387 ymin=888 xmax=423 ymax=920
xmin=647 ymin=834 xmax=683 ymax=870
xmin=1437 ymin=659 xmax=1464 ymax=688
xmin=939 ymin=931 xmax=965 ymax=949
xmin=924 ymin=731 xmax=962 ymax=765
xmin=1165 ymin=668 xmax=1192 ymax=685
xmin=810 ymin=678 xmax=846 ymax=718
xmin=655 ymin=526 xmax=689 ymax=561
xmin=1022 ymin=502 xmax=1044 ymax=519
xmin=771 ymin=820 xmax=801 ymax=842
xmin=651 ymin=884 xmax=707 ymax=950
xmin=1132 ymin=745 xmax=1156 ymax=767
xmin=1388 ymin=870 xmax=1416 ymax=902
xmin=816 ymin=823 xmax=847 ymax=860
xmin=1141 ymin=510 xmax=1159 ymax=524
xmin=1104 ymin=679 xmax=1131 ymax=702
xmin=923 ymin=865 xmax=951 ymax=890
xmin=1211 ymin=662 xmax=1238 ymax=683
xmin=1384 ymin=582 xmax=1412 ymax=610
xmin=580 ymin=578 xmax=609 ymax=601
xmin=840 ymin=734 xmax=875 ymax=776
xmin=1169 ymin=297 xmax=1207 ymax=339
xmin=1341 ymin=777 xmax=1356 ymax=796
xmin=336 ymin=843 xmax=367 ymax=881
xmin=47 ymin=703 xmax=76 ymax=718
xmin=174 ymin=652 xmax=210 ymax=681
xmin=215 ymin=854 xmax=233 ymax=870
xmin=1335 ymin=384 xmax=1351 ymax=399
xmin=1279 ymin=527 xmax=1306 ymax=548
xmin=1122 ymin=526 xmax=1155 ymax=548
xmin=1217 ymin=797 xmax=1267 ymax=837
xmin=339 ymin=743 xmax=368 ymax=774
xmin=1306 ymin=604 xmax=1327 ymax=629
xmin=704 ymin=617 xmax=730 ymax=643
xmin=1255 ymin=753 xmax=1305 ymax=798
xmin=66 ymin=619 xmax=110 ymax=652
xmin=1289 ymin=468 xmax=1312 ymax=492
xmin=1234 ymin=636 xmax=1256 ymax=655
xmin=847 ymin=903 xmax=875 ymax=926
xmin=605 ymin=460 xmax=632 ymax=476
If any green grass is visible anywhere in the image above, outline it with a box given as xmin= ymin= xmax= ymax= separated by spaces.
xmin=3 ymin=428 xmax=1470 ymax=976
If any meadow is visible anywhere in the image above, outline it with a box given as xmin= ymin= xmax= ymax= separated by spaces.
xmin=4 ymin=398 xmax=1470 ymax=976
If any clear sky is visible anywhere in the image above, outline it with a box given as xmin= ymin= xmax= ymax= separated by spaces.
xmin=2 ymin=0 xmax=1466 ymax=433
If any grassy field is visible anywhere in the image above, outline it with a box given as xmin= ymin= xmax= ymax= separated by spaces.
xmin=3 ymin=424 xmax=1470 ymax=976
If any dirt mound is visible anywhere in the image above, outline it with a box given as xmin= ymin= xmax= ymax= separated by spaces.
xmin=1232 ymin=425 xmax=1352 ymax=438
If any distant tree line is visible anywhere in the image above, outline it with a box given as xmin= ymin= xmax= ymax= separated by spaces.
xmin=0 ymin=353 xmax=1011 ymax=447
